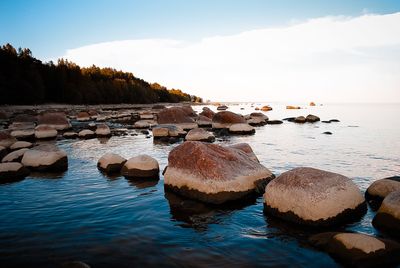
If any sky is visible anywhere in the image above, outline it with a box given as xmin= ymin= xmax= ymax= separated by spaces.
xmin=1 ymin=0 xmax=400 ymax=103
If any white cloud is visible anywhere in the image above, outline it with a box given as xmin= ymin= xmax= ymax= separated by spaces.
xmin=62 ymin=12 xmax=400 ymax=103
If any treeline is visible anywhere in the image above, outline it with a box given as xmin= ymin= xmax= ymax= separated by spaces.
xmin=0 ymin=43 xmax=202 ymax=105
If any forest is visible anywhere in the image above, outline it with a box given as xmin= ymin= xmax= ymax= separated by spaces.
xmin=0 ymin=43 xmax=202 ymax=105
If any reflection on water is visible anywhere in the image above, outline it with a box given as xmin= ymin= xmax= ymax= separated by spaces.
xmin=0 ymin=103 xmax=399 ymax=267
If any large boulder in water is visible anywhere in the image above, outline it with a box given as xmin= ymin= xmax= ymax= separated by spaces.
xmin=97 ymin=153 xmax=126 ymax=174
xmin=78 ymin=129 xmax=95 ymax=139
xmin=263 ymin=167 xmax=366 ymax=227
xmin=164 ymin=141 xmax=274 ymax=204
xmin=306 ymin=114 xmax=320 ymax=123
xmin=0 ymin=162 xmax=30 ymax=181
xmin=229 ymin=123 xmax=255 ymax=134
xmin=1 ymin=148 xmax=29 ymax=163
xmin=34 ymin=125 xmax=58 ymax=139
xmin=157 ymin=107 xmax=197 ymax=130
xmin=95 ymin=123 xmax=111 ymax=137
xmin=365 ymin=176 xmax=400 ymax=210
xmin=199 ymin=107 xmax=215 ymax=119
xmin=372 ymin=190 xmax=400 ymax=238
xmin=309 ymin=232 xmax=400 ymax=267
xmin=212 ymin=111 xmax=246 ymax=129
xmin=196 ymin=115 xmax=212 ymax=127
xmin=121 ymin=155 xmax=160 ymax=179
xmin=152 ymin=125 xmax=186 ymax=138
xmin=37 ymin=112 xmax=71 ymax=130
xmin=21 ymin=144 xmax=68 ymax=172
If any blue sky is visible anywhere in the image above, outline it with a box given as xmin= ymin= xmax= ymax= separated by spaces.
xmin=1 ymin=0 xmax=400 ymax=59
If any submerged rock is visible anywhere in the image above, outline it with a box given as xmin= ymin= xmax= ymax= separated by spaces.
xmin=164 ymin=141 xmax=274 ymax=204
xmin=185 ymin=128 xmax=215 ymax=142
xmin=21 ymin=144 xmax=68 ymax=172
xmin=97 ymin=153 xmax=127 ymax=174
xmin=372 ymin=190 xmax=400 ymax=238
xmin=121 ymin=155 xmax=160 ymax=179
xmin=0 ymin=162 xmax=30 ymax=181
xmin=365 ymin=176 xmax=400 ymax=210
xmin=310 ymin=232 xmax=400 ymax=267
xmin=263 ymin=167 xmax=366 ymax=227
xmin=212 ymin=111 xmax=246 ymax=129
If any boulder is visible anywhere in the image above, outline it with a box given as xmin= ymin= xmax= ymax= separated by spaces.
xmin=78 ymin=129 xmax=95 ymax=139
xmin=310 ymin=102 xmax=316 ymax=106
xmin=121 ymin=155 xmax=160 ymax=179
xmin=76 ymin=112 xmax=90 ymax=122
xmin=0 ymin=162 xmax=30 ymax=181
xmin=282 ymin=117 xmax=296 ymax=122
xmin=250 ymin=112 xmax=268 ymax=121
xmin=0 ymin=131 xmax=18 ymax=147
xmin=21 ymin=144 xmax=68 ymax=172
xmin=212 ymin=111 xmax=246 ymax=129
xmin=97 ymin=153 xmax=127 ymax=174
xmin=152 ymin=125 xmax=186 ymax=138
xmin=322 ymin=131 xmax=332 ymax=135
xmin=228 ymin=143 xmax=259 ymax=163
xmin=309 ymin=232 xmax=400 ymax=267
xmin=306 ymin=114 xmax=320 ymax=123
xmin=294 ymin=116 xmax=306 ymax=123
xmin=95 ymin=124 xmax=111 ymax=137
xmin=140 ymin=112 xmax=154 ymax=120
xmin=265 ymin=120 xmax=283 ymax=125
xmin=157 ymin=107 xmax=197 ymax=130
xmin=164 ymin=141 xmax=274 ymax=204
xmin=229 ymin=123 xmax=255 ymax=134
xmin=34 ymin=125 xmax=58 ymax=139
xmin=199 ymin=107 xmax=215 ymax=119
xmin=372 ymin=190 xmax=400 ymax=238
xmin=2 ymin=148 xmax=29 ymax=163
xmin=261 ymin=105 xmax=272 ymax=111
xmin=217 ymin=105 xmax=228 ymax=111
xmin=330 ymin=119 xmax=340 ymax=123
xmin=286 ymin=105 xmax=301 ymax=109
xmin=152 ymin=104 xmax=166 ymax=110
xmin=196 ymin=115 xmax=212 ymax=127
xmin=185 ymin=128 xmax=215 ymax=142
xmin=8 ymin=122 xmax=36 ymax=131
xmin=10 ymin=141 xmax=33 ymax=150
xmin=133 ymin=120 xmax=157 ymax=129
xmin=263 ymin=167 xmax=366 ymax=226
xmin=10 ymin=129 xmax=35 ymax=140
xmin=37 ymin=112 xmax=71 ymax=130
xmin=63 ymin=131 xmax=78 ymax=139
xmin=366 ymin=176 xmax=400 ymax=210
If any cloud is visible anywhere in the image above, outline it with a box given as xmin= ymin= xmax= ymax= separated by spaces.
xmin=62 ymin=12 xmax=400 ymax=103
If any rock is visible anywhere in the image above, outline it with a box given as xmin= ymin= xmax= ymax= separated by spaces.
xmin=365 ymin=176 xmax=400 ymax=210
xmin=63 ymin=131 xmax=78 ymax=139
xmin=157 ymin=107 xmax=197 ymax=130
xmin=2 ymin=148 xmax=29 ymax=163
xmin=95 ymin=124 xmax=111 ymax=137
xmin=247 ymin=113 xmax=268 ymax=126
xmin=229 ymin=123 xmax=255 ymax=135
xmin=255 ymin=107 xmax=260 ymax=111
xmin=217 ymin=105 xmax=228 ymax=111
xmin=199 ymin=107 xmax=215 ymax=119
xmin=78 ymin=129 xmax=95 ymax=139
xmin=310 ymin=102 xmax=316 ymax=106
xmin=0 ymin=131 xmax=18 ymax=147
xmin=212 ymin=111 xmax=246 ymax=129
xmin=76 ymin=111 xmax=91 ymax=122
xmin=164 ymin=141 xmax=274 ymax=204
xmin=330 ymin=119 xmax=340 ymax=122
xmin=0 ymin=162 xmax=30 ymax=181
xmin=10 ymin=129 xmax=35 ymax=140
xmin=250 ymin=112 xmax=268 ymax=121
xmin=294 ymin=116 xmax=306 ymax=123
xmin=185 ymin=128 xmax=215 ymax=142
xmin=152 ymin=104 xmax=166 ymax=110
xmin=286 ymin=105 xmax=301 ymax=109
xmin=37 ymin=112 xmax=71 ymax=130
xmin=261 ymin=105 xmax=273 ymax=111
xmin=12 ymin=114 xmax=37 ymax=124
xmin=228 ymin=143 xmax=259 ymax=163
xmin=266 ymin=120 xmax=283 ymax=125
xmin=196 ymin=115 xmax=212 ymax=127
xmin=97 ymin=153 xmax=127 ymax=174
xmin=282 ymin=117 xmax=296 ymax=122
xmin=322 ymin=121 xmax=331 ymax=123
xmin=141 ymin=130 xmax=149 ymax=135
xmin=372 ymin=190 xmax=400 ymax=238
xmin=263 ymin=167 xmax=366 ymax=226
xmin=88 ymin=122 xmax=97 ymax=131
xmin=121 ymin=155 xmax=160 ymax=179
xmin=323 ymin=131 xmax=332 ymax=135
xmin=10 ymin=141 xmax=33 ymax=150
xmin=310 ymin=232 xmax=400 ymax=267
xmin=34 ymin=125 xmax=58 ymax=139
xmin=140 ymin=111 xmax=154 ymax=120
xmin=8 ymin=122 xmax=36 ymax=131
xmin=21 ymin=144 xmax=68 ymax=172
xmin=306 ymin=114 xmax=320 ymax=123
xmin=133 ymin=120 xmax=157 ymax=129
xmin=152 ymin=125 xmax=186 ymax=138
xmin=87 ymin=110 xmax=98 ymax=118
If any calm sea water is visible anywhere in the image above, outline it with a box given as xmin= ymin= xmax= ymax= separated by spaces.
xmin=0 ymin=103 xmax=399 ymax=267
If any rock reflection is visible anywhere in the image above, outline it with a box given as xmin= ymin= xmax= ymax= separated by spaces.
xmin=125 ymin=176 xmax=159 ymax=189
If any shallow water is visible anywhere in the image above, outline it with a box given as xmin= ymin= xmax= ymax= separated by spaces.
xmin=0 ymin=103 xmax=399 ymax=267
